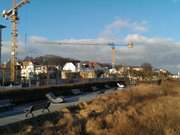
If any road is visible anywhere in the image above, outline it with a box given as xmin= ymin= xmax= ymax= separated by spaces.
xmin=0 ymin=88 xmax=120 ymax=127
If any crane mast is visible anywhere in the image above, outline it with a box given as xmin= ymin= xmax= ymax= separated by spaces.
xmin=111 ymin=46 xmax=116 ymax=69
xmin=2 ymin=0 xmax=29 ymax=83
xmin=11 ymin=0 xmax=17 ymax=83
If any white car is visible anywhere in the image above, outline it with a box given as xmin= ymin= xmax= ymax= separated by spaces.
xmin=117 ymin=83 xmax=125 ymax=89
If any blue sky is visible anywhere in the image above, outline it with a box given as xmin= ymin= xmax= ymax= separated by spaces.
xmin=1 ymin=0 xmax=180 ymax=40
xmin=0 ymin=0 xmax=180 ymax=73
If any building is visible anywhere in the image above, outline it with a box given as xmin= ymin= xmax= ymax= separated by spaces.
xmin=0 ymin=64 xmax=10 ymax=85
xmin=80 ymin=69 xmax=96 ymax=79
xmin=61 ymin=62 xmax=98 ymax=80
xmin=159 ymin=68 xmax=168 ymax=74
xmin=132 ymin=66 xmax=144 ymax=71
xmin=169 ymin=72 xmax=180 ymax=79
xmin=109 ymin=68 xmax=117 ymax=74
xmin=34 ymin=65 xmax=48 ymax=75
xmin=79 ymin=62 xmax=97 ymax=79
xmin=116 ymin=66 xmax=130 ymax=75
xmin=63 ymin=62 xmax=76 ymax=72
xmin=61 ymin=62 xmax=78 ymax=79
xmin=21 ymin=60 xmax=35 ymax=80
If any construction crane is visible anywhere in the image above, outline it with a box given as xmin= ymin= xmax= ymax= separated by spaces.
xmin=107 ymin=42 xmax=133 ymax=69
xmin=33 ymin=40 xmax=133 ymax=69
xmin=2 ymin=0 xmax=30 ymax=83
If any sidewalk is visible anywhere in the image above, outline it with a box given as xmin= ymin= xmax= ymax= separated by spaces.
xmin=0 ymin=90 xmax=102 ymax=126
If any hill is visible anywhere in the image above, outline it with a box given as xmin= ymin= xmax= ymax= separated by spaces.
xmin=28 ymin=55 xmax=80 ymax=66
xmin=23 ymin=55 xmax=111 ymax=68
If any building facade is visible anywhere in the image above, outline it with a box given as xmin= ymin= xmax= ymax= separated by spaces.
xmin=21 ymin=61 xmax=35 ymax=80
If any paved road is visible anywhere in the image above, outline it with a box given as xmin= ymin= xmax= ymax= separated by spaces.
xmin=0 ymin=88 xmax=121 ymax=127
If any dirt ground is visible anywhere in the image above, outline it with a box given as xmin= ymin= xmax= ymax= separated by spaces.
xmin=1 ymin=80 xmax=180 ymax=135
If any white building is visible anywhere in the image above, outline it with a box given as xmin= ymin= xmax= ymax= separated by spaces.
xmin=21 ymin=61 xmax=35 ymax=80
xmin=61 ymin=62 xmax=77 ymax=79
xmin=159 ymin=68 xmax=168 ymax=74
xmin=35 ymin=65 xmax=48 ymax=75
xmin=63 ymin=62 xmax=76 ymax=72
xmin=169 ymin=72 xmax=180 ymax=79
xmin=109 ymin=68 xmax=117 ymax=74
xmin=132 ymin=66 xmax=144 ymax=71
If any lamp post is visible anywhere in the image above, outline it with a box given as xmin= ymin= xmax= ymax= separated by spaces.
xmin=2 ymin=62 xmax=6 ymax=86
xmin=0 ymin=25 xmax=6 ymax=65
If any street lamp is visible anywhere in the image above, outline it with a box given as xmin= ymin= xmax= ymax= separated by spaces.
xmin=2 ymin=62 xmax=6 ymax=86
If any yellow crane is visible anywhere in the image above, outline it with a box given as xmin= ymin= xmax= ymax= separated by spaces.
xmin=34 ymin=40 xmax=133 ymax=69
xmin=109 ymin=42 xmax=133 ymax=69
xmin=2 ymin=0 xmax=30 ymax=83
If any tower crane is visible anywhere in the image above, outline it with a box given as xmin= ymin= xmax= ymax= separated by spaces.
xmin=33 ymin=40 xmax=133 ymax=69
xmin=109 ymin=42 xmax=133 ymax=69
xmin=2 ymin=0 xmax=30 ymax=83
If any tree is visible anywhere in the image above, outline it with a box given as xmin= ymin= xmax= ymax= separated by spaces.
xmin=141 ymin=63 xmax=153 ymax=80
xmin=141 ymin=63 xmax=152 ymax=72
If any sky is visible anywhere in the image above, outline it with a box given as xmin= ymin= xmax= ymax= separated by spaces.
xmin=0 ymin=0 xmax=180 ymax=73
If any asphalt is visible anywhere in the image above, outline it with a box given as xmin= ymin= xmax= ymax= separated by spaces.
xmin=0 ymin=87 xmax=121 ymax=127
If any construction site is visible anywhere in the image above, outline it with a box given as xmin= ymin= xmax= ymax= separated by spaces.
xmin=0 ymin=1 xmax=180 ymax=134
xmin=0 ymin=0 xmax=172 ymax=88
xmin=0 ymin=0 xmax=137 ymax=88
xmin=0 ymin=0 xmax=134 ymax=114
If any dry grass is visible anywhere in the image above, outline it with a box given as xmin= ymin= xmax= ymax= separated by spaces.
xmin=1 ymin=80 xmax=180 ymax=135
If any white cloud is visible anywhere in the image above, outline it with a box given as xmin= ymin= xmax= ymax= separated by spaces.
xmin=2 ymin=19 xmax=180 ymax=73
xmin=132 ymin=21 xmax=148 ymax=32
xmin=99 ymin=19 xmax=148 ymax=41
xmin=2 ymin=40 xmax=27 ymax=62
xmin=2 ymin=34 xmax=180 ymax=73
xmin=120 ymin=34 xmax=180 ymax=73
xmin=27 ymin=34 xmax=180 ymax=73
xmin=124 ymin=34 xmax=174 ymax=45
xmin=29 ymin=36 xmax=49 ymax=43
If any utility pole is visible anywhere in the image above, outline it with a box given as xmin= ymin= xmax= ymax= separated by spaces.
xmin=2 ymin=0 xmax=30 ymax=83
xmin=0 ymin=25 xmax=6 ymax=65
xmin=0 ymin=25 xmax=6 ymax=86
xmin=2 ymin=62 xmax=6 ymax=86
